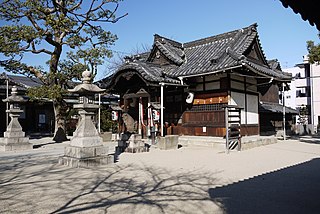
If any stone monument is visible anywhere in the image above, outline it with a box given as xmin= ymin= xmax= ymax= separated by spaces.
xmin=59 ymin=70 xmax=113 ymax=167
xmin=0 ymin=86 xmax=32 ymax=151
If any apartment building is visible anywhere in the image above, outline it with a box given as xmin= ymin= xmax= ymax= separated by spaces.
xmin=283 ymin=56 xmax=320 ymax=133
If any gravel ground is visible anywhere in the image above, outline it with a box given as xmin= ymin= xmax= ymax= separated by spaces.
xmin=1 ymin=136 xmax=320 ymax=214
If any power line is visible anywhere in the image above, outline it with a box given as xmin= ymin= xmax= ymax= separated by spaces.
xmin=293 ymin=75 xmax=320 ymax=79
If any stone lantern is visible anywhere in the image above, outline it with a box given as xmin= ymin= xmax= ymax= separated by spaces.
xmin=59 ymin=70 xmax=113 ymax=167
xmin=0 ymin=86 xmax=32 ymax=151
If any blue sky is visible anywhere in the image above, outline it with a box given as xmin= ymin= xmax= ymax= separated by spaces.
xmin=97 ymin=0 xmax=318 ymax=79
xmin=1 ymin=0 xmax=319 ymax=80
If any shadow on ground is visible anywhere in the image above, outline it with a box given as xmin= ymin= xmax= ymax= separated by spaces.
xmin=209 ymin=158 xmax=320 ymax=214
xmin=0 ymin=154 xmax=222 ymax=214
xmin=298 ymin=135 xmax=320 ymax=144
xmin=2 ymin=144 xmax=320 ymax=213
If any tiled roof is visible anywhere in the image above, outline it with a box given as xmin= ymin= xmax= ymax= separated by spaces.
xmin=242 ymin=59 xmax=292 ymax=81
xmin=170 ymin=23 xmax=291 ymax=81
xmin=102 ymin=23 xmax=292 ymax=89
xmin=170 ymin=24 xmax=256 ymax=77
xmin=149 ymin=34 xmax=185 ymax=66
xmin=8 ymin=74 xmax=43 ymax=88
xmin=259 ymin=102 xmax=298 ymax=114
xmin=97 ymin=61 xmax=180 ymax=89
xmin=267 ymin=59 xmax=282 ymax=71
xmin=0 ymin=72 xmax=43 ymax=91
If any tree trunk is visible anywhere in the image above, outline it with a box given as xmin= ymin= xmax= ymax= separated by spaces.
xmin=52 ymin=99 xmax=68 ymax=142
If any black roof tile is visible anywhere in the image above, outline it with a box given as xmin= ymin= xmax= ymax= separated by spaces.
xmin=259 ymin=101 xmax=298 ymax=114
xmin=102 ymin=23 xmax=292 ymax=89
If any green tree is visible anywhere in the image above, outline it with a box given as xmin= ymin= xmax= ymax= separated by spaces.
xmin=0 ymin=0 xmax=127 ymax=142
xmin=307 ymin=40 xmax=320 ymax=64
xmin=100 ymin=106 xmax=118 ymax=133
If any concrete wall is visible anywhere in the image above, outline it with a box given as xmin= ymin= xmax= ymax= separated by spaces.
xmin=158 ymin=135 xmax=178 ymax=150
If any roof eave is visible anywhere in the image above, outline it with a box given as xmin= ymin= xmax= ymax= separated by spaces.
xmin=242 ymin=62 xmax=292 ymax=82
xmin=178 ymin=65 xmax=243 ymax=79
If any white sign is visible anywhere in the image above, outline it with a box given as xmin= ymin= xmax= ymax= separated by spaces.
xmin=203 ymin=126 xmax=206 ymax=132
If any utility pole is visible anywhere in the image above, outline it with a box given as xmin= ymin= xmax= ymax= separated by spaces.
xmin=6 ymin=75 xmax=9 ymax=127
xmin=98 ymin=93 xmax=101 ymax=133
xmin=282 ymin=82 xmax=286 ymax=140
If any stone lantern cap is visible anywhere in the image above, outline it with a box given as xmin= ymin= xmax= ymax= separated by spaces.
xmin=68 ymin=70 xmax=105 ymax=95
xmin=2 ymin=86 xmax=27 ymax=103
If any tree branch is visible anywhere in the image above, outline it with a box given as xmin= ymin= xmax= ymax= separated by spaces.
xmin=69 ymin=0 xmax=83 ymax=11
xmin=30 ymin=41 xmax=53 ymax=55
xmin=26 ymin=12 xmax=43 ymax=32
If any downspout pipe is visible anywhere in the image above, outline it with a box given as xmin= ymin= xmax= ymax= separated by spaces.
xmin=160 ymin=83 xmax=164 ymax=136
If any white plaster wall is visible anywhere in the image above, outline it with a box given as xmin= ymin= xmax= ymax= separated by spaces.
xmin=230 ymin=91 xmax=245 ymax=124
xmin=230 ymin=91 xmax=258 ymax=124
xmin=246 ymin=94 xmax=259 ymax=124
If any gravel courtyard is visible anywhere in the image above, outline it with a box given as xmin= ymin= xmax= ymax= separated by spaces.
xmin=1 ymin=136 xmax=320 ymax=214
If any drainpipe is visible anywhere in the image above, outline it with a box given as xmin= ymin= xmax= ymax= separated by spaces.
xmin=160 ymin=83 xmax=164 ymax=136
xmin=98 ymin=93 xmax=101 ymax=133
xmin=138 ymin=97 xmax=142 ymax=135
xmin=310 ymin=63 xmax=315 ymax=132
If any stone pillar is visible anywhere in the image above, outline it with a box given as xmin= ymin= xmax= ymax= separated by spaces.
xmin=0 ymin=86 xmax=32 ymax=151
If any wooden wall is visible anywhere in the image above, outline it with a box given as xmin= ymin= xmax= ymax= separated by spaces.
xmin=259 ymin=83 xmax=280 ymax=103
xmin=170 ymin=123 xmax=259 ymax=137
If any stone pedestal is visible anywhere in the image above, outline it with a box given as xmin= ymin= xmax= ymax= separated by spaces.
xmin=59 ymin=145 xmax=113 ymax=168
xmin=0 ymin=109 xmax=32 ymax=151
xmin=59 ymin=110 xmax=114 ymax=168
xmin=59 ymin=69 xmax=114 ymax=168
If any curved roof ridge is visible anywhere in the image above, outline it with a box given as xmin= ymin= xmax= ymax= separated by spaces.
xmin=154 ymin=40 xmax=184 ymax=65
xmin=116 ymin=61 xmax=180 ymax=84
xmin=211 ymin=24 xmax=257 ymax=63
xmin=184 ymin=23 xmax=257 ymax=49
xmin=153 ymin=34 xmax=183 ymax=48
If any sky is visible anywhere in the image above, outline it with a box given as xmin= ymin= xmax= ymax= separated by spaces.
xmin=1 ymin=0 xmax=319 ymax=81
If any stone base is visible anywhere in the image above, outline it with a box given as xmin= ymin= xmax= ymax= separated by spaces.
xmin=2 ymin=136 xmax=29 ymax=144
xmin=64 ymin=145 xmax=108 ymax=158
xmin=123 ymin=134 xmax=149 ymax=153
xmin=0 ymin=137 xmax=32 ymax=151
xmin=241 ymin=136 xmax=278 ymax=150
xmin=70 ymin=136 xmax=103 ymax=147
xmin=125 ymin=146 xmax=149 ymax=153
xmin=59 ymin=145 xmax=114 ymax=168
xmin=0 ymin=142 xmax=33 ymax=151
xmin=59 ymin=155 xmax=114 ymax=168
